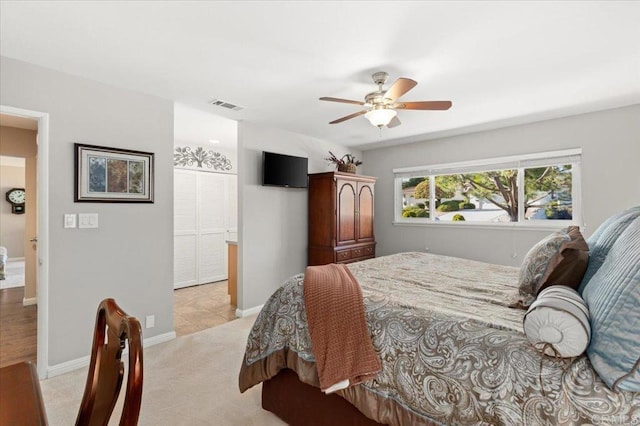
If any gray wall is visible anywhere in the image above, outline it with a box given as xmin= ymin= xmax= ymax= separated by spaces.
xmin=237 ymin=122 xmax=361 ymax=310
xmin=0 ymin=57 xmax=175 ymax=366
xmin=363 ymin=104 xmax=640 ymax=267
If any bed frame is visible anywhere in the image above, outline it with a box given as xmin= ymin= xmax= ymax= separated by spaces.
xmin=261 ymin=369 xmax=384 ymax=426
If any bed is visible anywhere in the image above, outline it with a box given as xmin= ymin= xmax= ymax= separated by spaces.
xmin=239 ymin=209 xmax=640 ymax=425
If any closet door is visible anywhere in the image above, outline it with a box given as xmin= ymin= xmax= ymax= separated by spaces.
xmin=226 ymin=174 xmax=238 ymax=242
xmin=198 ymin=173 xmax=228 ymax=283
xmin=174 ymin=170 xmax=236 ymax=289
xmin=174 ymin=170 xmax=198 ymax=288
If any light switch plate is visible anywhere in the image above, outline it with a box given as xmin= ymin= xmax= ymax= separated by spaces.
xmin=64 ymin=214 xmax=77 ymax=228
xmin=78 ymin=213 xmax=99 ymax=229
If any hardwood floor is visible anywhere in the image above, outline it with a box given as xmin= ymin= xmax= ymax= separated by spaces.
xmin=174 ymin=280 xmax=237 ymax=337
xmin=0 ymin=287 xmax=37 ymax=368
xmin=0 ymin=281 xmax=235 ymax=366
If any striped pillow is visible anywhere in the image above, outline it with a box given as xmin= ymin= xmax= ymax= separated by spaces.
xmin=578 ymin=206 xmax=640 ymax=294
xmin=582 ymin=215 xmax=640 ymax=391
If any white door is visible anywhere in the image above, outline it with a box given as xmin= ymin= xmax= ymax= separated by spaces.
xmin=198 ymin=172 xmax=227 ymax=283
xmin=174 ymin=171 xmax=198 ymax=288
xmin=173 ymin=170 xmax=237 ymax=289
xmin=226 ymin=174 xmax=238 ymax=242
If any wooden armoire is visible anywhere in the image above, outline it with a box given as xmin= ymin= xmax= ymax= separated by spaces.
xmin=308 ymin=171 xmax=376 ymax=266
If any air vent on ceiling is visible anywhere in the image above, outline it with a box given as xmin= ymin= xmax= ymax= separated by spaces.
xmin=209 ymin=98 xmax=244 ymax=111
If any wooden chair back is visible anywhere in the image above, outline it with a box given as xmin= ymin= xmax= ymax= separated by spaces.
xmin=76 ymin=298 xmax=143 ymax=426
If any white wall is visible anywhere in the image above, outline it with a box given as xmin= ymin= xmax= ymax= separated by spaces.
xmin=363 ymin=104 xmax=640 ymax=267
xmin=173 ymin=103 xmax=238 ymax=174
xmin=0 ymin=57 xmax=175 ymax=367
xmin=0 ymin=163 xmax=26 ymax=257
xmin=237 ymin=122 xmax=361 ymax=310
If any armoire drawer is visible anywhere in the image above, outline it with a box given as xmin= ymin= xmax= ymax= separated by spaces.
xmin=335 ymin=249 xmax=352 ymax=262
xmin=335 ymin=244 xmax=376 ymax=264
xmin=352 ymin=247 xmax=364 ymax=258
xmin=352 ymin=245 xmax=375 ymax=260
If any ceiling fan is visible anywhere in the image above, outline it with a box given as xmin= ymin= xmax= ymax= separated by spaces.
xmin=320 ymin=71 xmax=452 ymax=129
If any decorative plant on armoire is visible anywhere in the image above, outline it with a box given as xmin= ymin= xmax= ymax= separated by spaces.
xmin=325 ymin=151 xmax=362 ymax=174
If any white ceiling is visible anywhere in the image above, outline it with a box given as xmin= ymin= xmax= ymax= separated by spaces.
xmin=1 ymin=1 xmax=639 ymax=150
xmin=174 ymin=103 xmax=237 ymax=150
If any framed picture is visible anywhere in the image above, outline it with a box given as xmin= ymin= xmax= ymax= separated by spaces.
xmin=74 ymin=143 xmax=154 ymax=203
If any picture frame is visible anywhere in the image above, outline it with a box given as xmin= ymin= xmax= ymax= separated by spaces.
xmin=74 ymin=143 xmax=154 ymax=203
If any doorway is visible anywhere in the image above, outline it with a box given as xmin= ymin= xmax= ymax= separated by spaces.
xmin=173 ymin=169 xmax=238 ymax=336
xmin=0 ymin=106 xmax=50 ymax=379
xmin=172 ymin=103 xmax=239 ymax=336
xmin=0 ymin=114 xmax=38 ymax=367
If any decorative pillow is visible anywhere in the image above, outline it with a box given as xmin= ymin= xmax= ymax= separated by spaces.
xmin=516 ymin=226 xmax=589 ymax=307
xmin=578 ymin=206 xmax=640 ymax=294
xmin=524 ymin=285 xmax=590 ymax=357
xmin=583 ymin=215 xmax=640 ymax=392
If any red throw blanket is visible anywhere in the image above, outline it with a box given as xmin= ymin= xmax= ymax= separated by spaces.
xmin=303 ymin=263 xmax=381 ymax=393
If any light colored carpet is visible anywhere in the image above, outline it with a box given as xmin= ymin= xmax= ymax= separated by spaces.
xmin=1 ymin=259 xmax=25 ymax=289
xmin=40 ymin=315 xmax=285 ymax=425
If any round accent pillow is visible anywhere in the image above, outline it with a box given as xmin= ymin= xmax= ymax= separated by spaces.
xmin=523 ymin=286 xmax=590 ymax=357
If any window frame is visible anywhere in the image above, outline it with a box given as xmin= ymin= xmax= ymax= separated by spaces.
xmin=393 ymin=149 xmax=582 ymax=229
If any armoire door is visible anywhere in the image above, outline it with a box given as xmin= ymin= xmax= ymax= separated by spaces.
xmin=356 ymin=182 xmax=375 ymax=242
xmin=336 ymin=179 xmax=357 ymax=246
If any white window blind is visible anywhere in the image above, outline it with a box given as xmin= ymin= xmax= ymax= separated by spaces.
xmin=393 ymin=149 xmax=581 ymax=178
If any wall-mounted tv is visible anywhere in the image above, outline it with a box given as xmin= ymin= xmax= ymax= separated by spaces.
xmin=262 ymin=151 xmax=308 ymax=188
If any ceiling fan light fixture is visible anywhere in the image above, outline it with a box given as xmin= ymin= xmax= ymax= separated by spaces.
xmin=365 ymin=108 xmax=397 ymax=128
xmin=320 ymin=72 xmax=451 ymax=129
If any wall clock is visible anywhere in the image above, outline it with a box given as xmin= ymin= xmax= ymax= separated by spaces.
xmin=5 ymin=188 xmax=25 ymax=214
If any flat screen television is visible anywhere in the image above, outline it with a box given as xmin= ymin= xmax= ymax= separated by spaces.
xmin=262 ymin=151 xmax=308 ymax=188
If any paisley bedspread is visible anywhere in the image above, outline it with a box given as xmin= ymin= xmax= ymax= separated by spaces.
xmin=239 ymin=252 xmax=640 ymax=425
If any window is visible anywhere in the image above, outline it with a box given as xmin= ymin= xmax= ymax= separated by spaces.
xmin=394 ymin=149 xmax=581 ymax=226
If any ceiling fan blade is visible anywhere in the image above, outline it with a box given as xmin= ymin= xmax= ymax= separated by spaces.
xmin=387 ymin=115 xmax=401 ymax=128
xmin=319 ymin=96 xmax=365 ymax=106
xmin=394 ymin=101 xmax=453 ymax=110
xmin=383 ymin=78 xmax=417 ymax=101
xmin=329 ymin=110 xmax=367 ymax=124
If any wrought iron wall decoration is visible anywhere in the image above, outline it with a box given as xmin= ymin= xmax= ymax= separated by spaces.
xmin=174 ymin=146 xmax=232 ymax=171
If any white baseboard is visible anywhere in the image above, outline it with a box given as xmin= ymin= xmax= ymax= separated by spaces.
xmin=143 ymin=331 xmax=176 ymax=348
xmin=47 ymin=355 xmax=90 ymax=378
xmin=23 ymin=297 xmax=37 ymax=306
xmin=7 ymin=257 xmax=25 ymax=261
xmin=235 ymin=304 xmax=263 ymax=318
xmin=46 ymin=331 xmax=176 ymax=379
